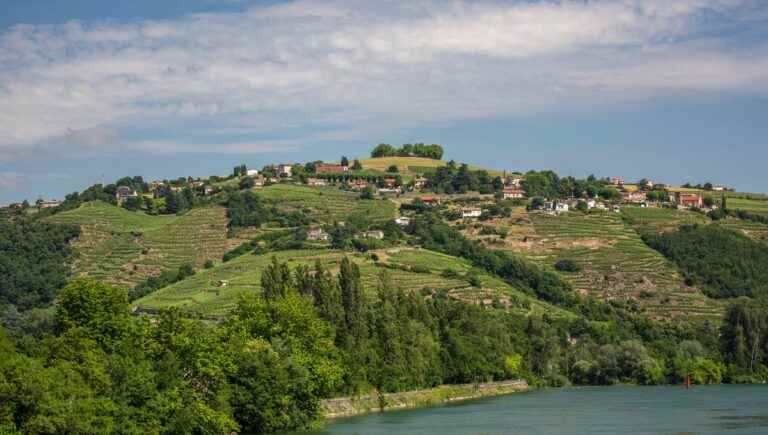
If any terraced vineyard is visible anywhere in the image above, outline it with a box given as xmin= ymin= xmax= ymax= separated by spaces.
xmin=715 ymin=217 xmax=768 ymax=244
xmin=486 ymin=209 xmax=723 ymax=321
xmin=620 ymin=207 xmax=708 ymax=233
xmin=47 ymin=201 xmax=233 ymax=287
xmin=723 ymin=197 xmax=768 ymax=215
xmin=256 ymin=184 xmax=397 ymax=224
xmin=134 ymin=247 xmax=572 ymax=319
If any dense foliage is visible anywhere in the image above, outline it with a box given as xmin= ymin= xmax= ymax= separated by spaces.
xmin=0 ymin=221 xmax=79 ymax=310
xmin=129 ymin=264 xmax=195 ymax=301
xmin=370 ymin=143 xmax=444 ymax=159
xmin=223 ymin=191 xmax=309 ymax=231
xmin=643 ymin=225 xmax=768 ymax=298
xmin=424 ymin=161 xmax=502 ymax=194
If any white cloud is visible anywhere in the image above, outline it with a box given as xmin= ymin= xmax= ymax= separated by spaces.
xmin=0 ymin=0 xmax=766 ymax=159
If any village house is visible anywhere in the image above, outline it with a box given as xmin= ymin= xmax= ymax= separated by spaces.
xmin=203 ymin=186 xmax=215 ymax=196
xmin=502 ymin=187 xmax=526 ymax=199
xmin=246 ymin=169 xmax=259 ymax=176
xmin=622 ymin=190 xmax=647 ymax=204
xmin=413 ymin=176 xmax=427 ymax=190
xmin=419 ymin=196 xmax=440 ymax=206
xmin=461 ymin=207 xmax=482 ymax=218
xmin=383 ymin=178 xmax=398 ymax=189
xmin=115 ymin=186 xmax=138 ymax=205
xmin=277 ymin=164 xmax=293 ymax=177
xmin=586 ymin=198 xmax=598 ymax=209
xmin=670 ymin=192 xmax=703 ymax=208
xmin=394 ymin=216 xmax=411 ymax=226
xmin=347 ymin=179 xmax=370 ymax=190
xmin=315 ymin=163 xmax=349 ymax=174
xmin=306 ymin=227 xmax=330 ymax=241
xmin=306 ymin=177 xmax=328 ymax=187
xmin=252 ymin=175 xmax=265 ymax=188
xmin=555 ymin=202 xmax=569 ymax=213
xmin=610 ymin=176 xmax=624 ymax=186
xmin=508 ymin=177 xmax=523 ymax=187
xmin=149 ymin=180 xmax=164 ymax=192
xmin=37 ymin=199 xmax=62 ymax=209
xmin=357 ymin=230 xmax=385 ymax=240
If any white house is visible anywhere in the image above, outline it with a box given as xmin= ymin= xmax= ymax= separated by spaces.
xmin=277 ymin=164 xmax=293 ymax=177
xmin=306 ymin=228 xmax=329 ymax=241
xmin=358 ymin=230 xmax=384 ymax=240
xmin=555 ymin=203 xmax=569 ymax=213
xmin=502 ymin=188 xmax=526 ymax=199
xmin=461 ymin=208 xmax=482 ymax=218
xmin=394 ymin=217 xmax=411 ymax=226
xmin=246 ymin=169 xmax=259 ymax=176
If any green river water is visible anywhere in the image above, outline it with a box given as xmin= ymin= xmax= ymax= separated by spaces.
xmin=300 ymin=385 xmax=768 ymax=434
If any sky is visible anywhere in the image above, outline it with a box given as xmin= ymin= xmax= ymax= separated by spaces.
xmin=1 ymin=0 xmax=767 ymax=204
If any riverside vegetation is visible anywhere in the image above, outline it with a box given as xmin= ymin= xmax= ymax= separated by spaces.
xmin=2 ymin=148 xmax=768 ymax=434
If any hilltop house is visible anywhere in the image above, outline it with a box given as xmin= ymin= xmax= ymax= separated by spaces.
xmin=413 ymin=176 xmax=427 ymax=190
xmin=307 ymin=178 xmax=327 ymax=187
xmin=306 ymin=228 xmax=330 ymax=241
xmin=37 ymin=199 xmax=62 ymax=209
xmin=508 ymin=177 xmax=523 ymax=187
xmin=555 ymin=202 xmax=569 ymax=213
xmin=116 ymin=186 xmax=138 ymax=205
xmin=670 ymin=192 xmax=703 ymax=208
xmin=246 ymin=169 xmax=259 ymax=176
xmin=315 ymin=163 xmax=349 ymax=174
xmin=502 ymin=187 xmax=526 ymax=199
xmin=461 ymin=207 xmax=482 ymax=218
xmin=277 ymin=164 xmax=293 ymax=177
xmin=347 ymin=179 xmax=370 ymax=190
xmin=622 ymin=191 xmax=647 ymax=204
xmin=610 ymin=176 xmax=624 ymax=186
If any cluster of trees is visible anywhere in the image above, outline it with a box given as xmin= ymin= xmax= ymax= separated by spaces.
xmin=643 ymin=225 xmax=768 ymax=299
xmin=0 ymin=221 xmax=79 ymax=310
xmin=425 ymin=161 xmax=502 ymax=194
xmin=224 ymin=191 xmax=309 ymax=231
xmin=522 ymin=171 xmax=622 ymax=200
xmin=371 ymin=143 xmax=444 ymax=160
xmin=129 ymin=263 xmax=195 ymax=301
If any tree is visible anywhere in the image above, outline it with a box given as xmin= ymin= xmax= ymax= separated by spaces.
xmin=387 ymin=165 xmax=399 ymax=173
xmin=53 ymin=279 xmax=130 ymax=347
xmin=352 ymin=159 xmax=363 ymax=170
xmin=261 ymin=256 xmax=293 ymax=300
xmin=371 ymin=143 xmax=396 ymax=158
xmin=360 ymin=186 xmax=376 ymax=200
xmin=341 ymin=156 xmax=349 ymax=167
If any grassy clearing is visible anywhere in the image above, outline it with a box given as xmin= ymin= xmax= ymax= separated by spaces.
xmin=256 ymin=184 xmax=397 ymax=224
xmin=134 ymin=247 xmax=573 ymax=319
xmin=47 ymin=201 xmax=232 ymax=287
xmin=480 ymin=209 xmax=723 ymax=321
xmin=620 ymin=207 xmax=708 ymax=233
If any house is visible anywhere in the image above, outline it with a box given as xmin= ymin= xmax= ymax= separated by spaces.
xmin=670 ymin=192 xmax=703 ymax=208
xmin=612 ymin=205 xmax=621 ymax=213
xmin=315 ymin=163 xmax=349 ymax=174
xmin=347 ymin=179 xmax=370 ymax=190
xmin=246 ymin=169 xmax=259 ymax=176
xmin=306 ymin=228 xmax=330 ymax=241
xmin=586 ymin=198 xmax=597 ymax=209
xmin=116 ymin=186 xmax=138 ymax=205
xmin=383 ymin=178 xmax=398 ymax=189
xmin=419 ymin=196 xmax=440 ymax=206
xmin=253 ymin=175 xmax=265 ymax=188
xmin=508 ymin=177 xmax=523 ymax=187
xmin=622 ymin=191 xmax=647 ymax=204
xmin=203 ymin=186 xmax=215 ymax=195
xmin=642 ymin=180 xmax=655 ymax=189
xmin=413 ymin=176 xmax=427 ymax=190
xmin=461 ymin=207 xmax=482 ymax=218
xmin=610 ymin=176 xmax=624 ymax=186
xmin=277 ymin=164 xmax=293 ymax=177
xmin=307 ymin=178 xmax=327 ymax=187
xmin=594 ymin=202 xmax=608 ymax=211
xmin=358 ymin=230 xmax=384 ymax=240
xmin=394 ymin=217 xmax=411 ymax=226
xmin=502 ymin=187 xmax=526 ymax=199
xmin=37 ymin=199 xmax=62 ymax=209
xmin=712 ymin=185 xmax=727 ymax=192
xmin=149 ymin=180 xmax=164 ymax=192
xmin=217 ymin=280 xmax=229 ymax=288
xmin=555 ymin=203 xmax=569 ymax=213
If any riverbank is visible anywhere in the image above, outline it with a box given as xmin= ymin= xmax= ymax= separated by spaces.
xmin=321 ymin=379 xmax=529 ymax=419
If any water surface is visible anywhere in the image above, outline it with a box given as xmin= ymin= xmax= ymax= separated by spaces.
xmin=303 ymin=385 xmax=768 ymax=435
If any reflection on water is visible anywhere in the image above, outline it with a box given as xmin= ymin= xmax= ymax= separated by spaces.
xmin=298 ymin=385 xmax=768 ymax=435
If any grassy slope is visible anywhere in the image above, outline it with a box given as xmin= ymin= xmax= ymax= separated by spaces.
xmin=471 ymin=207 xmax=723 ymax=321
xmin=360 ymin=157 xmax=504 ymax=178
xmin=47 ymin=201 xmax=233 ymax=287
xmin=134 ymin=247 xmax=573 ymax=319
xmin=256 ymin=184 xmax=397 ymax=224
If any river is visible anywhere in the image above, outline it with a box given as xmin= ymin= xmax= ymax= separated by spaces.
xmin=299 ymin=385 xmax=768 ymax=434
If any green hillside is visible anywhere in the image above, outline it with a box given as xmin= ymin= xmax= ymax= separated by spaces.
xmin=360 ymin=156 xmax=504 ymax=178
xmin=134 ymin=247 xmax=572 ymax=319
xmin=46 ymin=201 xmax=234 ymax=287
xmin=256 ymin=184 xmax=397 ymax=224
xmin=471 ymin=207 xmax=723 ymax=321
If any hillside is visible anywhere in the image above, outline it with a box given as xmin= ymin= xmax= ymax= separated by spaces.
xmin=46 ymin=201 xmax=235 ymax=287
xmin=463 ymin=206 xmax=723 ymax=321
xmin=360 ymin=156 xmax=504 ymax=178
xmin=134 ymin=246 xmax=573 ymax=319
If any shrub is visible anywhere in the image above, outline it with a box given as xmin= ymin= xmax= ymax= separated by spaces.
xmin=554 ymin=259 xmax=582 ymax=273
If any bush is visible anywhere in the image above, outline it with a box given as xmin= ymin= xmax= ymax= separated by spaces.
xmin=554 ymin=259 xmax=582 ymax=273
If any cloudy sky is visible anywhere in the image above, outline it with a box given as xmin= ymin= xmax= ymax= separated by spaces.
xmin=1 ymin=0 xmax=767 ymax=204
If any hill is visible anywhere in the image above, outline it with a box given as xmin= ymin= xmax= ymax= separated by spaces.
xmin=46 ymin=201 xmax=235 ymax=287
xmin=134 ymin=246 xmax=573 ymax=319
xmin=360 ymin=157 xmax=504 ymax=179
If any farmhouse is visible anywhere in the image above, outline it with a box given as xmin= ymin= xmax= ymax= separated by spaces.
xmin=413 ymin=176 xmax=427 ymax=190
xmin=502 ymin=187 xmax=526 ymax=199
xmin=610 ymin=176 xmax=624 ymax=186
xmin=306 ymin=228 xmax=330 ymax=241
xmin=347 ymin=179 xmax=370 ymax=190
xmin=670 ymin=192 xmax=703 ymax=208
xmin=115 ymin=186 xmax=138 ymax=205
xmin=383 ymin=178 xmax=398 ymax=189
xmin=394 ymin=217 xmax=411 ymax=226
xmin=461 ymin=208 xmax=482 ymax=218
xmin=277 ymin=164 xmax=293 ymax=177
xmin=555 ymin=203 xmax=569 ymax=213
xmin=306 ymin=178 xmax=327 ymax=187
xmin=37 ymin=199 xmax=62 ymax=209
xmin=246 ymin=169 xmax=259 ymax=176
xmin=315 ymin=163 xmax=349 ymax=174
xmin=622 ymin=191 xmax=647 ymax=203
xmin=420 ymin=196 xmax=440 ymax=206
xmin=358 ymin=230 xmax=384 ymax=240
xmin=252 ymin=175 xmax=265 ymax=188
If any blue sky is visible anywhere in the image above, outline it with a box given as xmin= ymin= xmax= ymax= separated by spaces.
xmin=1 ymin=0 xmax=767 ymax=204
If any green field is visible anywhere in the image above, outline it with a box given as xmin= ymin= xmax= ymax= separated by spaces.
xmin=47 ymin=201 xmax=234 ymax=287
xmin=620 ymin=207 xmax=708 ymax=233
xmin=360 ymin=157 xmax=503 ymax=177
xmin=256 ymin=184 xmax=397 ymax=224
xmin=134 ymin=247 xmax=573 ymax=319
xmin=484 ymin=209 xmax=723 ymax=321
xmin=723 ymin=197 xmax=768 ymax=215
